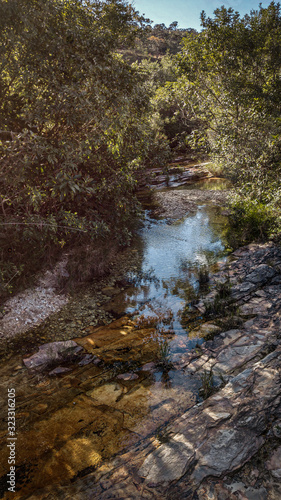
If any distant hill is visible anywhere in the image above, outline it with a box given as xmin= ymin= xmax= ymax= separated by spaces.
xmin=120 ymin=21 xmax=197 ymax=62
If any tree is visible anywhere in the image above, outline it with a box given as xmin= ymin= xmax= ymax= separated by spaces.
xmin=176 ymin=2 xmax=281 ymax=244
xmin=178 ymin=2 xmax=281 ymax=189
xmin=0 ymin=0 xmax=165 ymax=296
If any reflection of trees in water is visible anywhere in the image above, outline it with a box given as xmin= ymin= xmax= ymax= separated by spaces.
xmin=204 ymin=206 xmax=229 ymax=245
xmin=123 ymin=203 xmax=228 ymax=337
xmin=162 ymin=276 xmax=196 ymax=301
xmin=127 ymin=267 xmax=160 ymax=288
xmin=135 ymin=303 xmax=174 ymax=333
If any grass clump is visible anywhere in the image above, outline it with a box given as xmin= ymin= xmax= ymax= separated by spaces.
xmin=156 ymin=339 xmax=174 ymax=372
xmin=199 ymin=368 xmax=216 ymax=399
xmin=198 ymin=265 xmax=210 ymax=288
xmin=199 ymin=368 xmax=227 ymax=399
xmin=215 ymin=313 xmax=243 ymax=331
xmin=204 ymin=277 xmax=233 ymax=319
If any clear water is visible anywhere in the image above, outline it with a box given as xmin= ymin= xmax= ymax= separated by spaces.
xmin=108 ymin=197 xmax=228 ymax=355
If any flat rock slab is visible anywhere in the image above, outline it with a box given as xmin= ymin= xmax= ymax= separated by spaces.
xmin=31 ymin=347 xmax=281 ymax=499
xmin=23 ymin=340 xmax=83 ymax=371
xmin=139 ymin=433 xmax=195 ymax=485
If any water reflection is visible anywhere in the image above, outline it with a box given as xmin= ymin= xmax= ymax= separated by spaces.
xmin=121 ymin=205 xmax=227 ymax=342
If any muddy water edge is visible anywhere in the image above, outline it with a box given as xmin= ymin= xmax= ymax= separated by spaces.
xmin=0 ymin=179 xmax=230 ymax=499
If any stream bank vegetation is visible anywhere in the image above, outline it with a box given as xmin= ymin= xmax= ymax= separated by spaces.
xmin=177 ymin=2 xmax=281 ymax=247
xmin=1 ymin=0 xmax=281 ymax=300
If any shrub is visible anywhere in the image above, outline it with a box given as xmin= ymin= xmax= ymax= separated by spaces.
xmin=226 ymin=196 xmax=277 ymax=248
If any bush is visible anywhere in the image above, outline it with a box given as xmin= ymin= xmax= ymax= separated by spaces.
xmin=226 ymin=196 xmax=278 ymax=248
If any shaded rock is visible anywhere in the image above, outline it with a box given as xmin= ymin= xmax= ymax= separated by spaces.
xmin=139 ymin=433 xmax=195 ymax=485
xmin=240 ymin=298 xmax=272 ymax=315
xmin=49 ymin=366 xmax=72 ymax=376
xmin=23 ymin=340 xmax=83 ymax=371
xmin=247 ymin=264 xmax=275 ymax=284
xmin=266 ymin=446 xmax=281 ymax=479
xmin=231 ymin=281 xmax=256 ymax=298
xmin=228 ymin=368 xmax=253 ymax=393
xmin=78 ymin=354 xmax=97 ymax=366
xmin=116 ymin=372 xmax=139 ymax=381
xmin=193 ymin=428 xmax=264 ymax=483
xmin=141 ymin=362 xmax=157 ymax=371
xmin=214 ymin=342 xmax=263 ymax=373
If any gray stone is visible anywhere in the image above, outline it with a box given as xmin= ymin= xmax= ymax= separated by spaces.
xmin=215 ymin=343 xmax=262 ymax=373
xmin=23 ymin=340 xmax=83 ymax=371
xmin=139 ymin=433 xmax=195 ymax=485
xmin=78 ymin=354 xmax=96 ymax=366
xmin=229 ymin=367 xmax=253 ymax=392
xmin=232 ymin=282 xmax=256 ymax=297
xmin=266 ymin=446 xmax=281 ymax=479
xmin=246 ymin=264 xmax=275 ymax=284
xmin=49 ymin=366 xmax=72 ymax=376
xmin=141 ymin=362 xmax=157 ymax=371
xmin=193 ymin=429 xmax=264 ymax=483
xmin=228 ymin=482 xmax=268 ymax=500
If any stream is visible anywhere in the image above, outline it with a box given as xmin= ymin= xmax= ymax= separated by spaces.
xmin=0 ymin=180 xmax=229 ymax=499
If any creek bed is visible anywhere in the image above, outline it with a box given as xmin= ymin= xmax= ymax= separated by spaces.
xmin=0 ymin=179 xmax=230 ymax=499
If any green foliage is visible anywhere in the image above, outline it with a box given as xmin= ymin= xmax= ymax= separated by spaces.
xmin=215 ymin=279 xmax=232 ymax=300
xmin=135 ymin=56 xmax=198 ymax=154
xmin=0 ymin=0 xmax=171 ymax=298
xmin=226 ymin=196 xmax=278 ymax=247
xmin=134 ymin=22 xmax=197 ymax=59
xmin=204 ymin=279 xmax=234 ymax=319
xmin=197 ymin=265 xmax=210 ymax=288
xmin=177 ymin=2 xmax=281 ymax=234
xmin=215 ymin=313 xmax=243 ymax=331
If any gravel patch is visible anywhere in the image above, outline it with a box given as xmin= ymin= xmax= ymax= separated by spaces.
xmin=153 ymin=189 xmax=229 ymax=219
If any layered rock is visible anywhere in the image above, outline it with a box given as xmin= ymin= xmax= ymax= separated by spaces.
xmin=23 ymin=242 xmax=281 ymax=499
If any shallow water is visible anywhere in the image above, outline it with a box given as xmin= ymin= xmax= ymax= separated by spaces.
xmin=106 ymin=200 xmax=228 ymax=351
xmin=0 ymin=181 xmax=230 ymax=498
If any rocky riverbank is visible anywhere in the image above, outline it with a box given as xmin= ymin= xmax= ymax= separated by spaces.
xmin=24 ymin=242 xmax=281 ymax=499
xmin=2 ymin=175 xmax=280 ymax=500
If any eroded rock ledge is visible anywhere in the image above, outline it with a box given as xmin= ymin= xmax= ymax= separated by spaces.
xmin=26 ymin=242 xmax=281 ymax=500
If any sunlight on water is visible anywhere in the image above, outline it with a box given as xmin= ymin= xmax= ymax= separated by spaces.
xmin=121 ymin=203 xmax=228 ymax=351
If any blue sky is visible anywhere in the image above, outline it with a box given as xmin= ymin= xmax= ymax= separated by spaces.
xmin=131 ymin=0 xmax=274 ymax=30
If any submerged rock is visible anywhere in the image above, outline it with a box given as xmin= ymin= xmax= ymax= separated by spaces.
xmin=23 ymin=340 xmax=83 ymax=371
xmin=49 ymin=366 xmax=72 ymax=376
xmin=117 ymin=372 xmax=139 ymax=381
